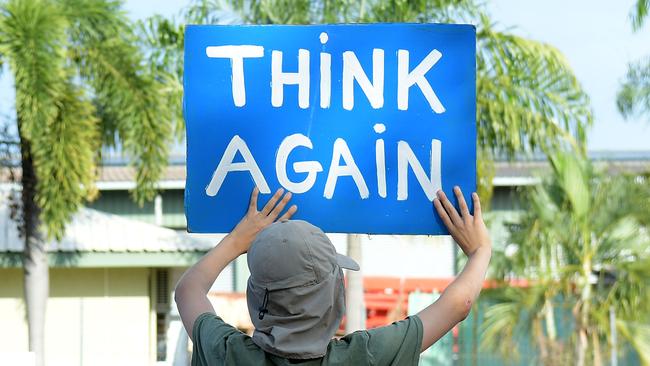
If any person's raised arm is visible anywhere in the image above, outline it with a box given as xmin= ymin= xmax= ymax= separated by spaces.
xmin=417 ymin=186 xmax=492 ymax=351
xmin=174 ymin=187 xmax=297 ymax=340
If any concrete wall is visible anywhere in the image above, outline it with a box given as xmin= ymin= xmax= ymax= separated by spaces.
xmin=0 ymin=267 xmax=152 ymax=366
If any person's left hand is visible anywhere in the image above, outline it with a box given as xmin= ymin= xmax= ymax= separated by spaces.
xmin=230 ymin=187 xmax=297 ymax=254
xmin=433 ymin=186 xmax=490 ymax=257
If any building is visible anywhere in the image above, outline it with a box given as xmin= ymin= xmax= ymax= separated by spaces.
xmin=1 ymin=152 xmax=648 ymax=365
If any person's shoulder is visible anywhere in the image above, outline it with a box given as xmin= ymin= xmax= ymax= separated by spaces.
xmin=324 ymin=317 xmax=423 ymax=366
xmin=193 ymin=313 xmax=266 ymax=365
xmin=194 ymin=312 xmax=236 ymax=337
xmin=319 ymin=330 xmax=372 ymax=365
xmin=369 ymin=316 xmax=423 ymax=365
xmin=192 ymin=313 xmax=252 ymax=348
xmin=328 ymin=316 xmax=421 ymax=346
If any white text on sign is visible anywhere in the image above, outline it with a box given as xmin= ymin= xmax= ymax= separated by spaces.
xmin=205 ymin=124 xmax=442 ymax=201
xmin=205 ymin=33 xmax=445 ymax=112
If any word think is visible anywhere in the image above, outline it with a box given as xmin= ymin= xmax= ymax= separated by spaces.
xmin=206 ymin=32 xmax=446 ymax=112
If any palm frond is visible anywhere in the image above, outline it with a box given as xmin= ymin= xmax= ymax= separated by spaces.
xmin=548 ymin=152 xmax=590 ymax=219
xmin=491 ymin=152 xmax=650 ymax=363
xmin=32 ymin=77 xmax=99 ymax=239
xmin=631 ymin=0 xmax=650 ymax=31
xmin=136 ymin=15 xmax=185 ymax=137
xmin=0 ymin=0 xmax=67 ymax=141
xmin=617 ymin=59 xmax=650 ymax=123
xmin=617 ymin=320 xmax=650 ymax=365
xmin=365 ymin=0 xmax=479 ymax=23
xmin=62 ymin=0 xmax=172 ymax=204
xmin=480 ymin=286 xmax=547 ymax=360
xmin=477 ymin=17 xmax=592 ymax=157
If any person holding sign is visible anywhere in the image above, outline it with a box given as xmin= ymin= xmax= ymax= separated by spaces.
xmin=174 ymin=186 xmax=491 ymax=365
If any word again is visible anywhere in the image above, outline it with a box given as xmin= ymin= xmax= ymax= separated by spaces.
xmin=205 ymin=33 xmax=446 ymax=112
xmin=205 ymin=125 xmax=442 ymax=201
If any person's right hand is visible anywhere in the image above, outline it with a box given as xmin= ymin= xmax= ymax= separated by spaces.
xmin=433 ymin=186 xmax=491 ymax=257
xmin=230 ymin=187 xmax=297 ymax=255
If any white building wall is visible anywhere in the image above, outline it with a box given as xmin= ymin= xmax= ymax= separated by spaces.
xmin=0 ymin=268 xmax=152 ymax=366
xmin=329 ymin=234 xmax=456 ymax=278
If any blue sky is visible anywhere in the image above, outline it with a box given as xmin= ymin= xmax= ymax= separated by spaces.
xmin=488 ymin=0 xmax=650 ymax=151
xmin=2 ymin=0 xmax=649 ymax=152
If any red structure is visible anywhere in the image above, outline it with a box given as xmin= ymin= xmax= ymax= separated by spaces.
xmin=341 ymin=276 xmax=529 ymax=330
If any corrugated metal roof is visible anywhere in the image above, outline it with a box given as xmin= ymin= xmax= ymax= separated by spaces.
xmin=1 ymin=153 xmax=649 ymax=192
xmin=0 ymin=165 xmax=187 ymax=185
xmin=2 ymin=158 xmax=648 ymax=188
xmin=0 ymin=205 xmax=220 ymax=253
xmin=494 ymin=159 xmax=650 ymax=178
xmin=99 ymin=165 xmax=186 ymax=182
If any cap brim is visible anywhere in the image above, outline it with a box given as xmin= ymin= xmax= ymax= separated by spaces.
xmin=336 ymin=253 xmax=360 ymax=271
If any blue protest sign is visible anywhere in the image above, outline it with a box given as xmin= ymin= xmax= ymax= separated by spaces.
xmin=184 ymin=23 xmax=476 ymax=235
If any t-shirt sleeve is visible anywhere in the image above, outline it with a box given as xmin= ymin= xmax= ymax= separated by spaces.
xmin=365 ymin=315 xmax=424 ymax=366
xmin=191 ymin=312 xmax=240 ymax=366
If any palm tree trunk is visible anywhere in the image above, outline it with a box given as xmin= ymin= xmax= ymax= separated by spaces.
xmin=20 ymin=136 xmax=48 ymax=366
xmin=592 ymin=329 xmax=602 ymax=366
xmin=534 ymin=318 xmax=549 ymax=364
xmin=576 ymin=258 xmax=592 ymax=366
xmin=345 ymin=234 xmax=365 ymax=333
xmin=543 ymin=297 xmax=557 ymax=359
xmin=576 ymin=317 xmax=588 ymax=366
xmin=609 ymin=307 xmax=618 ymax=366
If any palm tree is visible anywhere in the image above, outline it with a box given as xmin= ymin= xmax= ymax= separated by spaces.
xmin=483 ymin=152 xmax=650 ymax=365
xmin=617 ymin=0 xmax=650 ymax=123
xmin=0 ymin=0 xmax=174 ymax=364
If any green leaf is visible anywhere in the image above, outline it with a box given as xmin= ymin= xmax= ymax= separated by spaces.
xmin=617 ymin=320 xmax=650 ymax=365
xmin=617 ymin=59 xmax=650 ymax=123
xmin=62 ymin=0 xmax=173 ymax=205
xmin=477 ymin=18 xmax=592 ymax=156
xmin=549 ymin=152 xmax=590 ymax=219
xmin=631 ymin=0 xmax=650 ymax=31
xmin=32 ymin=77 xmax=99 ymax=240
xmin=0 ymin=0 xmax=67 ymax=141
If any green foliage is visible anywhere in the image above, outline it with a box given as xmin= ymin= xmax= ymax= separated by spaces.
xmin=34 ymin=78 xmax=100 ymax=238
xmin=476 ymin=148 xmax=495 ymax=210
xmin=618 ymin=59 xmax=650 ymax=123
xmin=485 ymin=152 xmax=650 ymax=363
xmin=138 ymin=15 xmax=185 ymax=137
xmin=480 ymin=287 xmax=539 ymax=359
xmin=0 ymin=0 xmax=173 ymax=239
xmin=618 ymin=320 xmax=650 ymax=365
xmin=618 ymin=0 xmax=650 ymax=125
xmin=631 ymin=0 xmax=650 ymax=31
xmin=0 ymin=0 xmax=66 ymax=143
xmin=477 ymin=16 xmax=591 ymax=156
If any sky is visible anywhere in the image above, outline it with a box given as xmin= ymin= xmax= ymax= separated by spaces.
xmin=1 ymin=0 xmax=649 ymax=152
xmin=487 ymin=0 xmax=650 ymax=151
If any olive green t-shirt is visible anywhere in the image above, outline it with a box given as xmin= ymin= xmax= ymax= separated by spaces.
xmin=191 ymin=312 xmax=423 ymax=366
